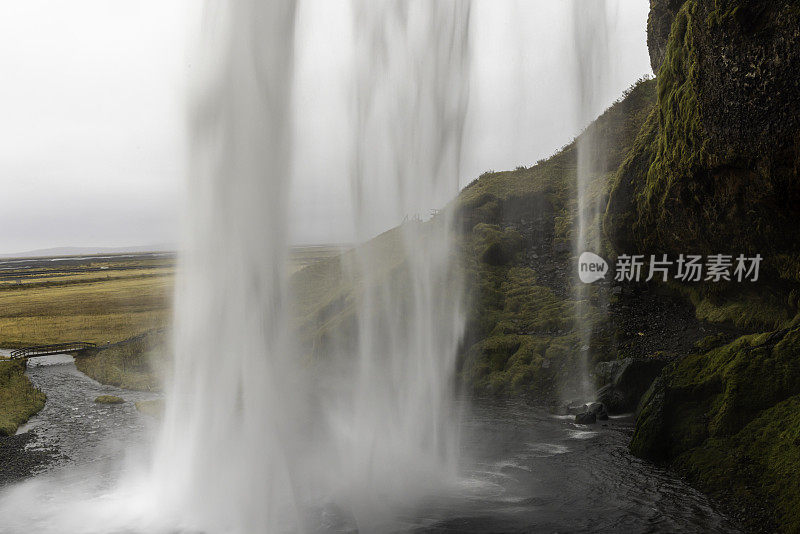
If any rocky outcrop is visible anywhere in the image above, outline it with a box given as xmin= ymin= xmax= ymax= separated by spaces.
xmin=574 ymin=411 xmax=596 ymax=425
xmin=631 ymin=323 xmax=800 ymax=531
xmin=595 ymin=357 xmax=668 ymax=414
xmin=606 ymin=0 xmax=800 ymax=301
xmin=647 ymin=0 xmax=685 ymax=73
xmin=606 ymin=2 xmax=800 ymax=529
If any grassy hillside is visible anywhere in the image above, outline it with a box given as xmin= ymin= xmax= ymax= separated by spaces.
xmin=455 ymin=78 xmax=658 ymax=398
xmin=291 ymin=77 xmax=659 ymax=400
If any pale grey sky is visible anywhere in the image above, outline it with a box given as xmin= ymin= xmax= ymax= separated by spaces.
xmin=0 ymin=0 xmax=650 ymax=253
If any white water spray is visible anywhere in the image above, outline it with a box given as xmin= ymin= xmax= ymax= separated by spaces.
xmin=149 ymin=1 xmax=302 ymax=531
xmin=572 ymin=0 xmax=610 ymax=400
xmin=0 ymin=2 xmax=471 ymax=532
xmin=152 ymin=0 xmax=471 ymax=531
xmin=334 ymin=0 xmax=471 ymax=520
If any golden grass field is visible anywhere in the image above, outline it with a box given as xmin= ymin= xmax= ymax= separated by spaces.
xmin=0 ymin=247 xmax=345 ymax=432
xmin=0 ymin=256 xmax=175 ymax=349
xmin=0 ymin=254 xmax=175 ymax=432
xmin=0 ymin=246 xmax=345 ymax=349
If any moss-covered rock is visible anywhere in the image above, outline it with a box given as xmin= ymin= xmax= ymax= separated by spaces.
xmin=613 ymin=2 xmax=800 ymax=529
xmin=647 ymin=0 xmax=686 ymax=73
xmin=631 ymin=319 xmax=800 ymax=531
xmin=606 ymin=0 xmax=800 ymax=332
xmin=94 ymin=395 xmax=124 ymax=405
xmin=473 ymin=224 xmax=525 ymax=266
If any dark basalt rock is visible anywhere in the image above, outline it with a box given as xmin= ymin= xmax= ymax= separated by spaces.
xmin=606 ymin=0 xmax=800 ymax=293
xmin=585 ymin=402 xmax=609 ymax=421
xmin=647 ymin=0 xmax=686 ymax=73
xmin=574 ymin=412 xmax=597 ymax=425
xmin=595 ymin=358 xmax=668 ymax=414
xmin=566 ymin=401 xmax=588 ymax=416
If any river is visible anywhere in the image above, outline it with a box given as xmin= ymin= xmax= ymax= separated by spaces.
xmin=0 ymin=357 xmax=740 ymax=533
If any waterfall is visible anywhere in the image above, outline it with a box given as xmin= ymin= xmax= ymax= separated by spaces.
xmin=333 ymin=0 xmax=471 ymax=522
xmin=0 ymin=2 xmax=471 ymax=532
xmin=572 ymin=0 xmax=610 ymax=401
xmin=150 ymin=1 xmax=471 ymax=531
xmin=149 ymin=1 xmax=302 ymax=531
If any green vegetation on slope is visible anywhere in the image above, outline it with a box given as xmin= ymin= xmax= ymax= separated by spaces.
xmin=291 ymin=78 xmax=659 ymax=400
xmin=455 ymin=78 xmax=658 ymax=398
xmin=0 ymin=360 xmax=45 ymax=436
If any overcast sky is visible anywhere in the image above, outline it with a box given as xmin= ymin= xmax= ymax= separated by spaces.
xmin=0 ymin=1 xmax=650 ymax=254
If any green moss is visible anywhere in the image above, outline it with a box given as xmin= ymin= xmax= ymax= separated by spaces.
xmin=630 ymin=377 xmax=668 ymax=459
xmin=691 ymin=291 xmax=794 ymax=331
xmin=665 ymin=282 xmax=797 ymax=331
xmin=473 ymin=224 xmax=525 ymax=266
xmin=675 ymin=396 xmax=800 ymax=532
xmin=94 ymin=395 xmax=124 ymax=404
xmin=693 ymin=331 xmax=740 ymax=352
xmin=462 ymin=333 xmax=563 ymax=397
xmin=289 ymin=76 xmax=658 ymax=401
xmin=0 ymin=360 xmax=46 ymax=436
xmin=647 ymin=2 xmax=706 ymax=194
xmin=632 ymin=320 xmax=800 ymax=530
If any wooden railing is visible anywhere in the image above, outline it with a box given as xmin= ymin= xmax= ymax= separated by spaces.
xmin=10 ymin=342 xmax=97 ymax=359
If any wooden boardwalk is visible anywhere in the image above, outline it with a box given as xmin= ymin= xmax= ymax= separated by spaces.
xmin=10 ymin=342 xmax=97 ymax=360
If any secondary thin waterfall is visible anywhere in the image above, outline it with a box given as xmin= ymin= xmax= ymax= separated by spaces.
xmin=572 ymin=0 xmax=610 ymax=400
xmin=150 ymin=1 xmax=301 ymax=531
xmin=336 ymin=0 xmax=471 ymax=520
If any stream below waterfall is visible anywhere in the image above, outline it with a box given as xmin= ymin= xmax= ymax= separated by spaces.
xmin=0 ymin=357 xmax=740 ymax=533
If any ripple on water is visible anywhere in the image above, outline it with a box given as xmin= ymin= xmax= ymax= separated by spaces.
xmin=566 ymin=429 xmax=598 ymax=440
xmin=526 ymin=443 xmax=569 ymax=457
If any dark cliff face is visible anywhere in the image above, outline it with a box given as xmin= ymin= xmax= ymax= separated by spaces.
xmin=615 ymin=2 xmax=800 ymax=531
xmin=607 ymin=0 xmax=800 ymax=296
xmin=698 ymin=2 xmax=800 ymax=154
xmin=647 ymin=0 xmax=685 ymax=73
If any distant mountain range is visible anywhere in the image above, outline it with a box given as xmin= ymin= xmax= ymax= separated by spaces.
xmin=0 ymin=245 xmax=175 ymax=259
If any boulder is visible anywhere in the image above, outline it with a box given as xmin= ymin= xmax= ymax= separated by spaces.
xmin=574 ymin=412 xmax=597 ymax=425
xmin=595 ymin=357 xmax=668 ymax=414
xmin=94 ymin=395 xmax=124 ymax=405
xmin=566 ymin=401 xmax=588 ymax=416
xmin=585 ymin=402 xmax=609 ymax=421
